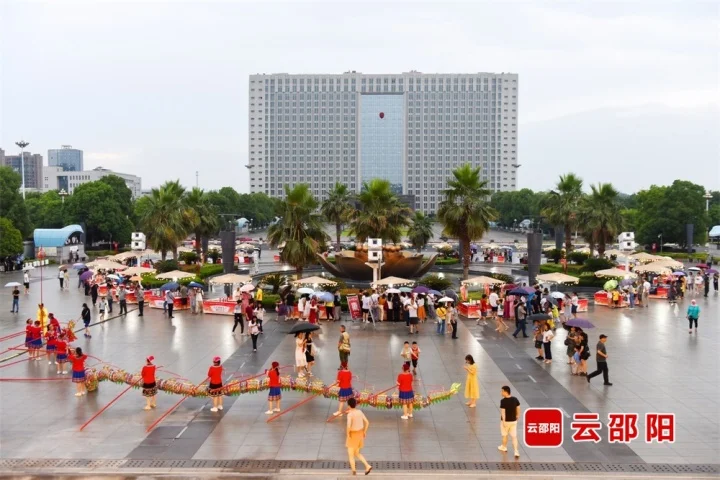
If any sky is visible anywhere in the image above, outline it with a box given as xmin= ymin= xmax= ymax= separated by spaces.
xmin=1 ymin=1 xmax=718 ymax=195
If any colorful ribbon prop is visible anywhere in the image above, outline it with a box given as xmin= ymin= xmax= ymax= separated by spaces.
xmin=83 ymin=366 xmax=461 ymax=409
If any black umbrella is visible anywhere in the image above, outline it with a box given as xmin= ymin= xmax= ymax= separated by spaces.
xmin=444 ymin=289 xmax=458 ymax=302
xmin=288 ymin=323 xmax=321 ymax=335
xmin=528 ymin=313 xmax=551 ymax=321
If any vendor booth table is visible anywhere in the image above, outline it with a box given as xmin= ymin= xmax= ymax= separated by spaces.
xmin=203 ymin=298 xmax=237 ymax=315
xmin=648 ymin=286 xmax=669 ymax=299
xmin=148 ymin=293 xmax=191 ymax=311
xmin=560 ymin=298 xmax=589 ymax=313
xmin=458 ymin=302 xmax=482 ymax=319
xmin=594 ymin=291 xmax=627 ymax=308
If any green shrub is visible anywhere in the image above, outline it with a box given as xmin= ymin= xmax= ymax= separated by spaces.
xmin=419 ymin=273 xmax=451 ymax=291
xmin=261 ymin=273 xmax=288 ymax=294
xmin=179 ymin=251 xmax=198 ymax=264
xmin=198 ymin=264 xmax=223 ymax=279
xmin=155 ymin=260 xmax=180 ymax=273
xmin=437 ymin=246 xmax=454 ymax=258
xmin=545 ymin=248 xmax=563 ymax=263
xmin=435 ymin=258 xmax=460 ymax=265
xmin=568 ymin=251 xmax=590 ymax=265
xmin=581 ymin=257 xmax=614 ymax=273
xmin=578 ymin=274 xmax=606 ymax=288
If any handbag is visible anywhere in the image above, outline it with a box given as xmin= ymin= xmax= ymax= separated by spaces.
xmin=564 ymin=339 xmax=569 ymax=346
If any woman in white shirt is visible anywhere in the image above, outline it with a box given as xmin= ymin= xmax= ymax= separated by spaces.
xmin=407 ymin=297 xmax=419 ymax=334
xmin=542 ymin=323 xmax=554 ymax=364
xmin=345 ymin=397 xmax=372 ymax=475
xmin=195 ymin=289 xmax=204 ymax=314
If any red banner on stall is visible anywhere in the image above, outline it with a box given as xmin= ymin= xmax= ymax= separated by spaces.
xmin=346 ymin=295 xmax=362 ymax=321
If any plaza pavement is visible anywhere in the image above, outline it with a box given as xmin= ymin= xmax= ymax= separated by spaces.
xmin=0 ymin=267 xmax=718 ymax=478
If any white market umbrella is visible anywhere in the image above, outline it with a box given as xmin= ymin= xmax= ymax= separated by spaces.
xmin=595 ymin=268 xmax=637 ymax=279
xmin=633 ymin=263 xmax=672 ymax=275
xmin=630 ymin=252 xmax=663 ymax=263
xmin=209 ymin=273 xmax=252 ymax=285
xmin=122 ymin=266 xmax=156 ymax=275
xmin=240 ymin=283 xmax=256 ymax=292
xmin=156 ymin=270 xmax=195 ymax=280
xmin=438 ymin=297 xmax=454 ymax=302
xmin=462 ymin=275 xmax=505 ymax=286
xmin=4 ymin=282 xmax=22 ymax=287
xmin=236 ymin=243 xmax=256 ymax=250
xmin=297 ymin=287 xmax=314 ymax=294
xmin=536 ymin=273 xmax=580 ymax=284
xmin=86 ymin=259 xmax=128 ymax=271
xmin=373 ymin=276 xmax=413 ymax=287
xmin=550 ymin=291 xmax=566 ymax=299
xmin=654 ymin=258 xmax=684 ymax=269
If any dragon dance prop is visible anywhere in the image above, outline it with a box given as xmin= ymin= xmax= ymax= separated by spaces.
xmin=84 ymin=366 xmax=461 ymax=410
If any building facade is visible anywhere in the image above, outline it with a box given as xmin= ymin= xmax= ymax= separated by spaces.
xmin=248 ymin=71 xmax=519 ymax=212
xmin=42 ymin=166 xmax=142 ymax=198
xmin=48 ymin=145 xmax=83 ymax=171
xmin=3 ymin=151 xmax=44 ymax=190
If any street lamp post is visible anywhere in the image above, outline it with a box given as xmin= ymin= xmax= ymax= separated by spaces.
xmin=15 ymin=140 xmax=29 ymax=200
xmin=59 ymin=188 xmax=69 ymax=204
xmin=704 ymin=191 xmax=712 ymax=212
xmin=658 ymin=233 xmax=663 ymax=254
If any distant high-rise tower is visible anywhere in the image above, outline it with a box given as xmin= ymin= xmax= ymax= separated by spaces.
xmin=48 ymin=145 xmax=83 ymax=171
xmin=248 ymin=71 xmax=519 ymax=213
xmin=3 ymin=151 xmax=44 ymax=190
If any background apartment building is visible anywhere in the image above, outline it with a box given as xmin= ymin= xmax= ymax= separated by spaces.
xmin=248 ymin=71 xmax=518 ymax=212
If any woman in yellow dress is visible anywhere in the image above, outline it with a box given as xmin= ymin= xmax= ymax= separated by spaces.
xmin=464 ymin=354 xmax=479 ymax=408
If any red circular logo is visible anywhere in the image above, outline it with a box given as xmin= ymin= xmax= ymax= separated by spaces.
xmin=379 ymin=112 xmax=385 ymax=119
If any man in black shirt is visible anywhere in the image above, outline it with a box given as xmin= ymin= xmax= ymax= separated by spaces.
xmin=587 ymin=334 xmax=612 ymax=385
xmin=499 ymin=385 xmax=521 ymax=458
xmin=11 ymin=287 xmax=20 ymax=313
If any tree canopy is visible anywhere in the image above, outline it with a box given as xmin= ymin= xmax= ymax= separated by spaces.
xmin=489 ymin=189 xmax=546 ymax=227
xmin=63 ymin=181 xmax=134 ymax=245
xmin=0 ymin=217 xmax=23 ymax=256
xmin=0 ymin=166 xmax=30 ymax=237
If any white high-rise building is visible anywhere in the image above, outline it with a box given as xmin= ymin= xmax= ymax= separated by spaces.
xmin=248 ymin=71 xmax=519 ymax=212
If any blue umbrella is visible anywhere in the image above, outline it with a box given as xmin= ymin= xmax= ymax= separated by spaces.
xmin=399 ymin=287 xmax=413 ymax=293
xmin=187 ymin=281 xmax=204 ymax=288
xmin=73 ymin=263 xmax=86 ymax=270
xmin=316 ymin=291 xmax=334 ymax=302
xmin=509 ymin=286 xmax=535 ymax=296
xmin=565 ymin=318 xmax=595 ymax=329
xmin=429 ymin=289 xmax=442 ymax=296
xmin=160 ymin=281 xmax=179 ymax=291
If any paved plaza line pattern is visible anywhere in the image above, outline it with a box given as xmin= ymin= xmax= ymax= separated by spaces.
xmin=474 ymin=324 xmax=641 ymax=463
xmin=125 ymin=320 xmax=287 ymax=460
xmin=0 ymin=265 xmax=719 ymax=468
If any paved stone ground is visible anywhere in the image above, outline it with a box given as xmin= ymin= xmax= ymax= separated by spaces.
xmin=1 ymin=267 xmax=718 ymax=472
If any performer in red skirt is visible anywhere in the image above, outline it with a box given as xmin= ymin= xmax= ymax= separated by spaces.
xmin=265 ymin=361 xmax=282 ymax=414
xmin=69 ymin=347 xmax=88 ymax=397
xmin=29 ymin=321 xmax=43 ymax=361
xmin=397 ymin=363 xmax=415 ymax=420
xmin=55 ymin=336 xmax=69 ymax=375
xmin=45 ymin=324 xmax=58 ymax=365
xmin=208 ymin=356 xmax=224 ymax=412
xmin=334 ymin=363 xmax=354 ymax=417
xmin=142 ymin=355 xmax=158 ymax=410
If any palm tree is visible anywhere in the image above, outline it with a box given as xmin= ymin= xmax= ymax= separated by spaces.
xmin=541 ymin=173 xmax=584 ymax=252
xmin=581 ymin=183 xmax=624 ymax=256
xmin=320 ymin=182 xmax=354 ymax=251
xmin=349 ymin=179 xmax=411 ymax=243
xmin=260 ymin=273 xmax=288 ymax=294
xmin=267 ymin=184 xmax=328 ymax=278
xmin=407 ymin=211 xmax=434 ymax=252
xmin=185 ymin=187 xmax=220 ymax=258
xmin=437 ymin=164 xmax=497 ymax=279
xmin=139 ymin=181 xmax=199 ymax=260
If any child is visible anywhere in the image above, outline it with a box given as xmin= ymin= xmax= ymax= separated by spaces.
xmin=400 ymin=341 xmax=412 ymax=369
xmin=69 ymin=347 xmax=88 ymax=396
xmin=533 ymin=320 xmax=544 ymax=360
xmin=571 ymin=345 xmax=581 ymax=375
xmin=334 ymin=363 xmax=354 ymax=416
xmin=478 ymin=294 xmax=489 ymax=325
xmin=276 ymin=300 xmax=288 ymax=322
xmin=29 ymin=321 xmax=43 ymax=361
xmin=55 ymin=335 xmax=69 ymax=374
xmin=208 ymin=356 xmax=224 ymax=412
xmin=24 ymin=319 xmax=33 ymax=355
xmin=141 ymin=355 xmax=158 ymax=410
xmin=45 ymin=324 xmax=58 ymax=365
xmin=98 ymin=296 xmax=108 ymax=317
xmin=550 ymin=304 xmax=559 ymax=330
xmin=265 ymin=361 xmax=282 ymax=414
xmin=410 ymin=341 xmax=421 ymax=375
xmin=254 ymin=304 xmax=266 ymax=333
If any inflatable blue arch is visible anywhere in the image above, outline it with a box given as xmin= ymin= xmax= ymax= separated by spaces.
xmin=33 ymin=224 xmax=84 ymax=247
